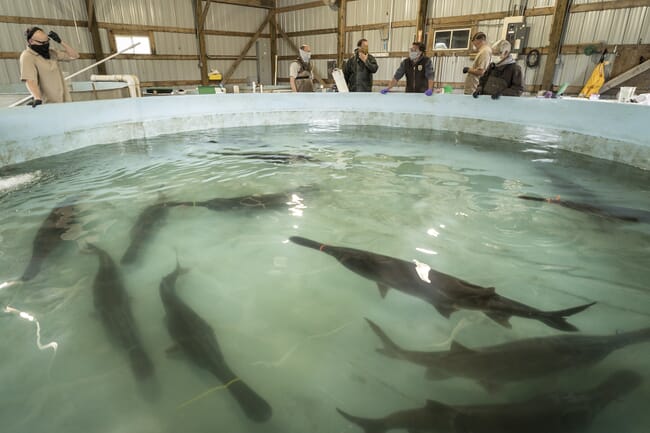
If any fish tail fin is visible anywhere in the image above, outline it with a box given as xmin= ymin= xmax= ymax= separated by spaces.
xmin=227 ymin=379 xmax=272 ymax=423
xmin=129 ymin=347 xmax=154 ymax=380
xmin=364 ymin=318 xmax=404 ymax=359
xmin=538 ymin=301 xmax=596 ymax=332
xmin=336 ymin=408 xmax=384 ymax=433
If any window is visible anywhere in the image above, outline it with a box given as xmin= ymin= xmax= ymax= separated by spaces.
xmin=433 ymin=28 xmax=471 ymax=50
xmin=112 ymin=33 xmax=154 ymax=55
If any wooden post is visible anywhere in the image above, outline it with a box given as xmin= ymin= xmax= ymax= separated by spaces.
xmin=222 ymin=10 xmax=274 ymax=83
xmin=416 ymin=0 xmax=429 ymax=43
xmin=84 ymin=0 xmax=106 ymax=75
xmin=542 ymin=0 xmax=572 ymax=90
xmin=270 ymin=14 xmax=278 ymax=85
xmin=196 ymin=0 xmax=209 ymax=85
xmin=337 ymin=0 xmax=347 ymax=67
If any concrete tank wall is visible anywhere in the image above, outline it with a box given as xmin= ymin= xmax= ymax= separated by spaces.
xmin=0 ymin=94 xmax=648 ymax=170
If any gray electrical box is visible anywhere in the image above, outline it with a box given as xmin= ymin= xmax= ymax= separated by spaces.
xmin=506 ymin=23 xmax=529 ymax=54
xmin=256 ymin=39 xmax=272 ymax=85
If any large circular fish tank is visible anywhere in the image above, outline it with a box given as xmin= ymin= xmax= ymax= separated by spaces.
xmin=1 ymin=94 xmax=649 ymax=433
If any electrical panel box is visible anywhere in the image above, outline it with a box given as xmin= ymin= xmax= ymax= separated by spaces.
xmin=256 ymin=39 xmax=272 ymax=85
xmin=506 ymin=22 xmax=529 ymax=54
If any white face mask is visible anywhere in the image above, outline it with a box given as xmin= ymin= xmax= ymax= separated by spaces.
xmin=300 ymin=49 xmax=311 ymax=63
xmin=409 ymin=51 xmax=419 ymax=61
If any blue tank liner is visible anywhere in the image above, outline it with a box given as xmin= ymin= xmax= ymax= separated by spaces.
xmin=0 ymin=93 xmax=648 ymax=169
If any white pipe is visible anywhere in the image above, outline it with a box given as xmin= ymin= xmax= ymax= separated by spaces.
xmin=274 ymin=54 xmax=278 ymax=86
xmin=91 ymin=74 xmax=141 ymax=98
xmin=9 ymin=42 xmax=140 ymax=108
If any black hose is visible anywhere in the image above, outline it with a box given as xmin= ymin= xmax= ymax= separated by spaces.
xmin=526 ymin=49 xmax=540 ymax=68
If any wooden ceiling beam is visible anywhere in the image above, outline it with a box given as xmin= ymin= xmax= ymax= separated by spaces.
xmin=209 ymin=0 xmax=274 ymax=9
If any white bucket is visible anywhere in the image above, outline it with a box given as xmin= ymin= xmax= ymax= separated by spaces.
xmin=617 ymin=86 xmax=636 ymax=103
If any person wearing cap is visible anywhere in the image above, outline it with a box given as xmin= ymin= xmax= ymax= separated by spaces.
xmin=474 ymin=40 xmax=524 ymax=99
xmin=463 ymin=32 xmax=491 ymax=95
xmin=290 ymin=44 xmax=315 ymax=92
xmin=20 ymin=26 xmax=79 ymax=106
xmin=380 ymin=42 xmax=434 ymax=95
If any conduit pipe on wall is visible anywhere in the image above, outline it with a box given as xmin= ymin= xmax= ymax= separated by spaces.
xmin=90 ymin=74 xmax=142 ymax=98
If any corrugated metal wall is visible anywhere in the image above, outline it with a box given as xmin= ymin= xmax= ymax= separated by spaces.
xmin=1 ymin=0 xmax=648 ymax=91
xmin=1 ymin=0 xmax=272 ymax=87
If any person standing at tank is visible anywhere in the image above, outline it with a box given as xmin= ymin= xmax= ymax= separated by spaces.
xmin=20 ymin=27 xmax=80 ymax=106
xmin=474 ymin=40 xmax=524 ymax=98
xmin=380 ymin=42 xmax=434 ymax=96
xmin=344 ymin=38 xmax=379 ymax=92
xmin=290 ymin=44 xmax=315 ymax=92
xmin=462 ymin=32 xmax=492 ymax=95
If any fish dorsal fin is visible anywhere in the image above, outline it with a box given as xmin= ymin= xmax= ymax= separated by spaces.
xmin=377 ymin=283 xmax=390 ymax=298
xmin=450 ymin=341 xmax=474 ymax=353
xmin=433 ymin=303 xmax=457 ymax=319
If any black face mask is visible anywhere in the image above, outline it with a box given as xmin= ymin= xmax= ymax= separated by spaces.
xmin=29 ymin=43 xmax=51 ymax=59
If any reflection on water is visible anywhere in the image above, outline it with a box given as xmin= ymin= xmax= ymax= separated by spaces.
xmin=1 ymin=125 xmax=649 ymax=433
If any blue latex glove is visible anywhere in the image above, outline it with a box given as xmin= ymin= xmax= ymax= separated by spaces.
xmin=380 ymin=88 xmax=390 ymax=95
xmin=424 ymin=88 xmax=433 ymax=96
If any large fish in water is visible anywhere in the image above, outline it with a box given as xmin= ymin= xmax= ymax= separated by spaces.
xmin=88 ymin=243 xmax=154 ymax=380
xmin=289 ymin=236 xmax=595 ymax=331
xmin=21 ymin=201 xmax=76 ymax=281
xmin=180 ymin=186 xmax=317 ymax=212
xmin=366 ymin=318 xmax=650 ymax=392
xmin=208 ymin=151 xmax=316 ymax=164
xmin=337 ymin=370 xmax=642 ymax=433
xmin=159 ymin=260 xmax=272 ymax=422
xmin=518 ymin=195 xmax=650 ymax=223
xmin=121 ymin=201 xmax=172 ymax=265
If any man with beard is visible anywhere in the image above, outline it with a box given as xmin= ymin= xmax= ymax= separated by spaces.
xmin=344 ymin=38 xmax=379 ymax=92
xmin=20 ymin=27 xmax=80 ymax=106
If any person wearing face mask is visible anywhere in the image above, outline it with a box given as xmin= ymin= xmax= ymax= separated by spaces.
xmin=343 ymin=38 xmax=379 ymax=92
xmin=473 ymin=40 xmax=523 ymax=99
xmin=20 ymin=26 xmax=80 ymax=106
xmin=463 ymin=32 xmax=492 ymax=95
xmin=289 ymin=44 xmax=315 ymax=92
xmin=380 ymin=42 xmax=434 ymax=96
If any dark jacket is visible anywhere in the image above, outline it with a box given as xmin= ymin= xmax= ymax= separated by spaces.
xmin=344 ymin=49 xmax=379 ymax=92
xmin=477 ymin=57 xmax=523 ymax=97
xmin=394 ymin=55 xmax=434 ymax=93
